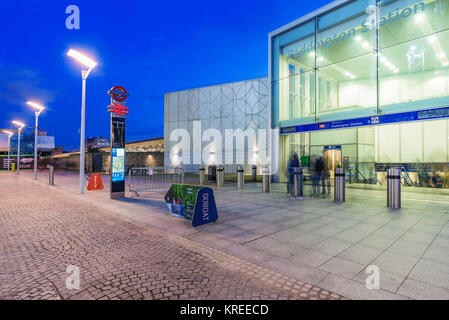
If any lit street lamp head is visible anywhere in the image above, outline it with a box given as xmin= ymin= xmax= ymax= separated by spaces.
xmin=26 ymin=101 xmax=45 ymax=111
xmin=3 ymin=130 xmax=14 ymax=136
xmin=12 ymin=120 xmax=25 ymax=129
xmin=67 ymin=49 xmax=97 ymax=70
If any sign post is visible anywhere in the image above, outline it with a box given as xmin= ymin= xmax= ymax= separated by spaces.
xmin=108 ymin=86 xmax=129 ymax=199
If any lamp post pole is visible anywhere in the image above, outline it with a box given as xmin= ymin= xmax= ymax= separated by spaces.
xmin=27 ymin=102 xmax=45 ymax=180
xmin=33 ymin=111 xmax=42 ymax=180
xmin=17 ymin=127 xmax=22 ymax=175
xmin=66 ymin=49 xmax=97 ymax=194
xmin=7 ymin=134 xmax=11 ymax=171
xmin=79 ymin=69 xmax=90 ymax=194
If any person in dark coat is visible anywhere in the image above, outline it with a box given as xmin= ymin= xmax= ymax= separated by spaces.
xmin=287 ymin=153 xmax=300 ymax=194
xmin=313 ymin=156 xmax=324 ymax=197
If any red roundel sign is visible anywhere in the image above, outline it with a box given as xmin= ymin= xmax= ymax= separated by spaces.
xmin=108 ymin=85 xmax=129 ymax=102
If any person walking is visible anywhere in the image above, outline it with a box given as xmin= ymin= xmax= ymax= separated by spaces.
xmin=313 ymin=156 xmax=324 ymax=197
xmin=287 ymin=153 xmax=300 ymax=195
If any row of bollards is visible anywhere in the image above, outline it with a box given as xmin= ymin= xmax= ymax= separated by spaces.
xmin=332 ymin=168 xmax=401 ymax=209
xmin=198 ymin=166 xmax=402 ymax=209
xmin=199 ymin=165 xmax=270 ymax=192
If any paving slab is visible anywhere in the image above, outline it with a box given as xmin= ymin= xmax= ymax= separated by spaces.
xmin=10 ymin=170 xmax=449 ymax=300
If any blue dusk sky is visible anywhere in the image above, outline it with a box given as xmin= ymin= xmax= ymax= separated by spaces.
xmin=0 ymin=0 xmax=330 ymax=151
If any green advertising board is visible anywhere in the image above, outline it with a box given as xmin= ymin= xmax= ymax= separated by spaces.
xmin=300 ymin=156 xmax=309 ymax=167
xmin=164 ymin=184 xmax=202 ymax=220
xmin=164 ymin=184 xmax=219 ymax=227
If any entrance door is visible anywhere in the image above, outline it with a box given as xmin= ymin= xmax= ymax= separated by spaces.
xmin=323 ymin=146 xmax=342 ymax=179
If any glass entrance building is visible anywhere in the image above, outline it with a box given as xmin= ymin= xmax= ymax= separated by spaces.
xmin=270 ymin=0 xmax=449 ymax=189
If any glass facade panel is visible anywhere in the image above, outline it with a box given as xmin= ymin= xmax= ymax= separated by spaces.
xmin=380 ymin=29 xmax=449 ymax=113
xmin=279 ymin=20 xmax=316 ymax=75
xmin=276 ymin=21 xmax=316 ymax=123
xmin=317 ymin=52 xmax=377 ymax=121
xmin=318 ymin=0 xmax=376 ymax=68
xmin=9 ymin=131 xmax=35 ymax=155
xmin=380 ymin=0 xmax=449 ymax=49
xmin=277 ymin=70 xmax=315 ymax=122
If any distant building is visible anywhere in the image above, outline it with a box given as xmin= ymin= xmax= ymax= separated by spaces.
xmin=86 ymin=137 xmax=110 ymax=150
xmin=53 ymin=145 xmax=64 ymax=155
xmin=49 ymin=137 xmax=164 ymax=173
xmin=0 ymin=129 xmax=54 ymax=155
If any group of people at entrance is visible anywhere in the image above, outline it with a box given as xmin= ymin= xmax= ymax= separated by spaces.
xmin=287 ymin=153 xmax=331 ymax=197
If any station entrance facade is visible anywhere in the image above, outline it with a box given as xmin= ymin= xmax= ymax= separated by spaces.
xmin=280 ymin=118 xmax=449 ymax=193
xmin=270 ymin=0 xmax=449 ymax=193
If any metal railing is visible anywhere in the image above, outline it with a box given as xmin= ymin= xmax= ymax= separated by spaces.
xmin=400 ymin=168 xmax=417 ymax=187
xmin=128 ymin=167 xmax=184 ymax=197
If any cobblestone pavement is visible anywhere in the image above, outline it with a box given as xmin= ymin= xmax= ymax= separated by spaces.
xmin=0 ymin=174 xmax=345 ymax=300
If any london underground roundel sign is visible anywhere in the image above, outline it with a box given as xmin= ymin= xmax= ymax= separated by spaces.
xmin=109 ymin=85 xmax=129 ymax=102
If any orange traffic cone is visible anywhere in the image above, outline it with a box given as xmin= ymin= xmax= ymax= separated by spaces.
xmin=87 ymin=174 xmax=104 ymax=191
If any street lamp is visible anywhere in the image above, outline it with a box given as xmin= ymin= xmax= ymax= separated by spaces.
xmin=67 ymin=49 xmax=98 ymax=194
xmin=27 ymin=101 xmax=45 ymax=180
xmin=12 ymin=120 xmax=25 ymax=175
xmin=3 ymin=130 xmax=13 ymax=171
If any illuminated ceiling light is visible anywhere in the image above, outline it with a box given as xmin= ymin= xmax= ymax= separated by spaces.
xmin=380 ymin=56 xmax=387 ymax=63
xmin=438 ymin=53 xmax=446 ymax=59
xmin=67 ymin=49 xmax=98 ymax=70
xmin=415 ymin=13 xmax=425 ymax=23
xmin=428 ymin=35 xmax=437 ymax=44
xmin=350 ymin=75 xmax=356 ymax=79
xmin=355 ymin=36 xmax=362 ymax=41
xmin=309 ymin=52 xmax=315 ymax=57
xmin=362 ymin=42 xmax=370 ymax=48
xmin=394 ymin=69 xmax=399 ymax=73
xmin=443 ymin=62 xmax=449 ymax=67
xmin=345 ymin=71 xmax=350 ymax=77
xmin=318 ymin=56 xmax=324 ymax=62
xmin=410 ymin=45 xmax=417 ymax=51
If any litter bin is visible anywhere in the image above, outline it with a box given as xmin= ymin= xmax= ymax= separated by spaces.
xmin=387 ymin=168 xmax=401 ymax=209
xmin=237 ymin=165 xmax=244 ymax=190
xmin=334 ymin=168 xmax=345 ymax=202
xmin=11 ymin=163 xmax=16 ymax=172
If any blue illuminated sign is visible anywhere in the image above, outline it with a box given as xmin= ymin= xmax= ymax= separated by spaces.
xmin=324 ymin=146 xmax=341 ymax=150
xmin=281 ymin=106 xmax=449 ymax=135
xmin=111 ymin=148 xmax=125 ymax=182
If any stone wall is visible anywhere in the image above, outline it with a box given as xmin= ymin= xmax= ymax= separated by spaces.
xmin=50 ymin=152 xmax=164 ymax=173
